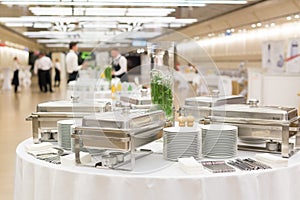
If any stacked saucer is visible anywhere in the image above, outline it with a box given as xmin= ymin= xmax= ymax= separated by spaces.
xmin=57 ymin=120 xmax=75 ymax=150
xmin=201 ymin=124 xmax=238 ymax=159
xmin=163 ymin=127 xmax=201 ymax=161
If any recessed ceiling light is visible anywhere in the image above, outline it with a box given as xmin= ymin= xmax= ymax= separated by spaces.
xmin=230 ymin=28 xmax=235 ymax=32
xmin=251 ymin=24 xmax=256 ymax=28
xmin=286 ymin=16 xmax=292 ymax=21
xmin=265 ymin=24 xmax=269 ymax=28
xmin=256 ymin=22 xmax=262 ymax=27
xmin=294 ymin=15 xmax=300 ymax=19
xmin=270 ymin=23 xmax=276 ymax=27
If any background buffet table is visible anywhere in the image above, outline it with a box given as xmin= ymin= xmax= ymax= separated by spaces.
xmin=15 ymin=138 xmax=300 ymax=200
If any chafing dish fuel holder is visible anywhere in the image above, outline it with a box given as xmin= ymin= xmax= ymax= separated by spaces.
xmin=72 ymin=109 xmax=165 ymax=170
xmin=209 ymin=100 xmax=300 ymax=157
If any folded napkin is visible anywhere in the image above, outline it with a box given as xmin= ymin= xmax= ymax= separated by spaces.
xmin=25 ymin=142 xmax=53 ymax=152
xmin=27 ymin=149 xmax=58 ymax=157
xmin=255 ymin=153 xmax=288 ymax=168
xmin=178 ymin=157 xmax=204 ymax=175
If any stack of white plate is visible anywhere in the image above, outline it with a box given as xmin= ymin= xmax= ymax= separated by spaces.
xmin=163 ymin=127 xmax=200 ymax=161
xmin=57 ymin=120 xmax=75 ymax=150
xmin=201 ymin=124 xmax=238 ymax=159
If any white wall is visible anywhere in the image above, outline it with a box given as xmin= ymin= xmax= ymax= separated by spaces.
xmin=0 ymin=46 xmax=29 ymax=69
xmin=195 ymin=21 xmax=300 ymax=69
xmin=248 ymin=69 xmax=300 ymax=108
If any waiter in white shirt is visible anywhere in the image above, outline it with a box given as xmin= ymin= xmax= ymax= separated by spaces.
xmin=54 ymin=58 xmax=61 ymax=87
xmin=11 ymin=57 xmax=21 ymax=93
xmin=111 ymin=48 xmax=128 ymax=82
xmin=66 ymin=42 xmax=85 ymax=83
xmin=34 ymin=52 xmax=53 ymax=93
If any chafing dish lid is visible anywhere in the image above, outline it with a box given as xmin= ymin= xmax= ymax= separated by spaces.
xmin=120 ymin=95 xmax=151 ymax=105
xmin=37 ymin=100 xmax=109 ymax=112
xmin=184 ymin=95 xmax=245 ymax=107
xmin=211 ymin=104 xmax=298 ymax=121
xmin=82 ymin=110 xmax=165 ymax=129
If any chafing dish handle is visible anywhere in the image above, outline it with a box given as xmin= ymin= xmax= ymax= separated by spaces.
xmin=289 ymin=127 xmax=300 ymax=132
xmin=26 ymin=116 xmax=33 ymax=121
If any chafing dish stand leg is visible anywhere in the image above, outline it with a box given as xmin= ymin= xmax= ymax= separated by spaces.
xmin=130 ymin=136 xmax=135 ymax=171
xmin=73 ymin=131 xmax=81 ymax=165
xmin=26 ymin=115 xmax=40 ymax=143
xmin=282 ymin=126 xmax=290 ymax=158
xmin=31 ymin=115 xmax=40 ymax=144
xmin=296 ymin=133 xmax=300 ymax=149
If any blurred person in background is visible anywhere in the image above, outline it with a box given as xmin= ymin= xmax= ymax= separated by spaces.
xmin=11 ymin=57 xmax=21 ymax=93
xmin=34 ymin=54 xmax=43 ymax=92
xmin=54 ymin=58 xmax=61 ymax=87
xmin=34 ymin=52 xmax=53 ymax=93
xmin=66 ymin=42 xmax=86 ymax=83
xmin=111 ymin=48 xmax=128 ymax=82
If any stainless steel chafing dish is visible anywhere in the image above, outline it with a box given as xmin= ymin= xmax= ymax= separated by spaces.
xmin=26 ymin=99 xmax=112 ymax=143
xmin=183 ymin=94 xmax=246 ymax=122
xmin=72 ymin=109 xmax=165 ymax=170
xmin=209 ymin=100 xmax=300 ymax=157
xmin=120 ymin=89 xmax=152 ymax=109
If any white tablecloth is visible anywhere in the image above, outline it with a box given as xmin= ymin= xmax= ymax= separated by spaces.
xmin=15 ymin=138 xmax=300 ymax=200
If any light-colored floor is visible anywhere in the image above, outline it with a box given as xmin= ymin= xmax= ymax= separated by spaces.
xmin=0 ymin=77 xmax=66 ymax=200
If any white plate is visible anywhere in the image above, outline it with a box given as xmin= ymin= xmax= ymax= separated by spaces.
xmin=201 ymin=124 xmax=238 ymax=131
xmin=164 ymin=126 xmax=200 ymax=133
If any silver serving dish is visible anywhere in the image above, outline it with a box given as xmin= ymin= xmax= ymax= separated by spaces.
xmin=183 ymin=95 xmax=246 ymax=121
xmin=27 ymin=100 xmax=112 ymax=143
xmin=119 ymin=89 xmax=152 ymax=110
xmin=79 ymin=109 xmax=165 ymax=149
xmin=209 ymin=100 xmax=300 ymax=157
xmin=72 ymin=109 xmax=165 ymax=170
xmin=120 ymin=95 xmax=151 ymax=106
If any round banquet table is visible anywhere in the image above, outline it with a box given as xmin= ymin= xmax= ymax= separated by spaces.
xmin=15 ymin=138 xmax=300 ymax=200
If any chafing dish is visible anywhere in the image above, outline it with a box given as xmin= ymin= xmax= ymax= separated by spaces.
xmin=26 ymin=100 xmax=112 ymax=143
xmin=120 ymin=89 xmax=152 ymax=109
xmin=183 ymin=95 xmax=246 ymax=122
xmin=72 ymin=109 xmax=165 ymax=170
xmin=209 ymin=100 xmax=300 ymax=157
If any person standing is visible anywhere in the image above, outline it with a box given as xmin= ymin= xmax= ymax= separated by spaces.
xmin=11 ymin=57 xmax=21 ymax=93
xmin=34 ymin=53 xmax=43 ymax=92
xmin=111 ymin=48 xmax=128 ymax=82
xmin=34 ymin=52 xmax=53 ymax=93
xmin=66 ymin=42 xmax=85 ymax=83
xmin=54 ymin=58 xmax=61 ymax=87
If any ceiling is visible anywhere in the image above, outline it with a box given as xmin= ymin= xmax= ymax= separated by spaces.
xmin=0 ymin=0 xmax=261 ymax=51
